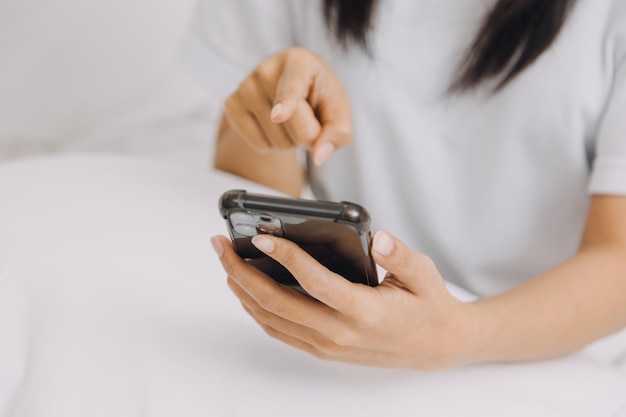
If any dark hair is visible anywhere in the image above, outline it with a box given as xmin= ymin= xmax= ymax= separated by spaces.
xmin=323 ymin=0 xmax=578 ymax=92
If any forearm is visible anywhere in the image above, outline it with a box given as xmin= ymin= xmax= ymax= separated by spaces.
xmin=465 ymin=244 xmax=626 ymax=363
xmin=214 ymin=117 xmax=305 ymax=197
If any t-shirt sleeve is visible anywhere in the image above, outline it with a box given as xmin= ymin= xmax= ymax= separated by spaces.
xmin=588 ymin=4 xmax=626 ymax=195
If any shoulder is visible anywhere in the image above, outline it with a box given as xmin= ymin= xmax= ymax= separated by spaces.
xmin=555 ymin=0 xmax=626 ymax=72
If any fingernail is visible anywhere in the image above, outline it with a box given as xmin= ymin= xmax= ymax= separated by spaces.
xmin=252 ymin=235 xmax=276 ymax=253
xmin=314 ymin=142 xmax=335 ymax=166
xmin=210 ymin=236 xmax=224 ymax=258
xmin=270 ymin=102 xmax=283 ymax=121
xmin=373 ymin=231 xmax=394 ymax=256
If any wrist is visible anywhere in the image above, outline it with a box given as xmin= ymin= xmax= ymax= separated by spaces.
xmin=445 ymin=300 xmax=494 ymax=367
xmin=214 ymin=118 xmax=304 ymax=197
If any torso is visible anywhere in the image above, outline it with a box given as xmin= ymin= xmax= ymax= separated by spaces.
xmin=297 ymin=0 xmax=622 ymax=295
xmin=193 ymin=0 xmax=626 ymax=295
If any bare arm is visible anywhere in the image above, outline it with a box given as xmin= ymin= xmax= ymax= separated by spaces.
xmin=211 ymin=194 xmax=626 ymax=370
xmin=214 ymin=117 xmax=303 ymax=197
xmin=466 ymin=194 xmax=626 ymax=362
xmin=210 ymin=49 xmax=626 ymax=369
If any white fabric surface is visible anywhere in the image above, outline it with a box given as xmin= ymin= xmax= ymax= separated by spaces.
xmin=189 ymin=0 xmax=626 ymax=297
xmin=1 ymin=155 xmax=626 ymax=417
xmin=0 ymin=0 xmax=213 ymax=165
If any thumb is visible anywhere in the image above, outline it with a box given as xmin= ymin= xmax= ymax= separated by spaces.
xmin=371 ymin=231 xmax=442 ymax=296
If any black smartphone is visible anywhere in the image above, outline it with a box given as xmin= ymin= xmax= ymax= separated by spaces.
xmin=218 ymin=189 xmax=378 ymax=287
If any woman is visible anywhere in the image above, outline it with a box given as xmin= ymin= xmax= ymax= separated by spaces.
xmin=206 ymin=0 xmax=626 ymax=369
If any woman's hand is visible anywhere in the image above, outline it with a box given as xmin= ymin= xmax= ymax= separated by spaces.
xmin=223 ymin=47 xmax=353 ymax=166
xmin=210 ymin=231 xmax=480 ymax=370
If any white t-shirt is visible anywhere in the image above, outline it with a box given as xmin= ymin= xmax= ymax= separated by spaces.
xmin=190 ymin=0 xmax=626 ymax=296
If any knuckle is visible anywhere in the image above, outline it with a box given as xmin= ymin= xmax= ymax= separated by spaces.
xmin=290 ymin=121 xmax=319 ymax=145
xmin=274 ymin=140 xmax=295 ymax=150
xmin=413 ymin=252 xmax=436 ymax=271
xmin=315 ymin=337 xmax=342 ymax=356
xmin=255 ymin=293 xmax=283 ymax=316
xmin=275 ymin=245 xmax=296 ymax=268
xmin=304 ymin=271 xmax=333 ymax=299
xmin=242 ymin=303 xmax=267 ymax=325
xmin=308 ymin=343 xmax=337 ymax=361
xmin=226 ymin=276 xmax=238 ymax=292
xmin=269 ymin=130 xmax=296 ymax=150
xmin=284 ymin=46 xmax=312 ymax=61
xmin=237 ymin=77 xmax=259 ymax=100
xmin=253 ymin=62 xmax=276 ymax=86
xmin=260 ymin=322 xmax=277 ymax=336
xmin=274 ymin=87 xmax=301 ymax=108
xmin=242 ymin=302 xmax=260 ymax=318
xmin=221 ymin=257 xmax=239 ymax=278
xmin=223 ymin=94 xmax=240 ymax=117
xmin=352 ymin=309 xmax=380 ymax=330
xmin=333 ymin=124 xmax=353 ymax=145
xmin=310 ymin=349 xmax=333 ymax=361
xmin=249 ymin=303 xmax=274 ymax=323
xmin=327 ymin=327 xmax=358 ymax=348
xmin=260 ymin=323 xmax=284 ymax=342
xmin=396 ymin=248 xmax=420 ymax=272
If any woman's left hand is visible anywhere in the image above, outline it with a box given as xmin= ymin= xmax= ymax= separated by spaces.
xmin=211 ymin=231 xmax=480 ymax=370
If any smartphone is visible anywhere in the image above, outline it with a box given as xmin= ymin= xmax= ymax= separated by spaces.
xmin=219 ymin=189 xmax=378 ymax=287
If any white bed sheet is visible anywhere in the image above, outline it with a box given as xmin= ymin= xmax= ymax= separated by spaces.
xmin=0 ymin=155 xmax=625 ymax=417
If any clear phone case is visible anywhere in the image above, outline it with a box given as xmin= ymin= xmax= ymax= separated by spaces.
xmin=219 ymin=189 xmax=378 ymax=287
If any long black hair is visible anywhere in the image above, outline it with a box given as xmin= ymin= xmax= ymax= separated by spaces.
xmin=323 ymin=0 xmax=578 ymax=92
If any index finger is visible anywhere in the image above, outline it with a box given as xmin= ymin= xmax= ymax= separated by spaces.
xmin=272 ymin=50 xmax=353 ymax=164
xmin=250 ymin=234 xmax=373 ymax=313
xmin=213 ymin=235 xmax=341 ymax=327
xmin=270 ymin=50 xmax=324 ymax=123
xmin=312 ymin=87 xmax=353 ymax=163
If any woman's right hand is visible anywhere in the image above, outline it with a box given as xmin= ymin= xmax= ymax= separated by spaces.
xmin=223 ymin=47 xmax=353 ymax=166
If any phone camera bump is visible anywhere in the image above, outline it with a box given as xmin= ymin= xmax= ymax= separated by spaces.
xmin=256 ymin=222 xmax=282 ymax=236
xmin=229 ymin=212 xmax=257 ymax=237
xmin=256 ymin=214 xmax=283 ymax=237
